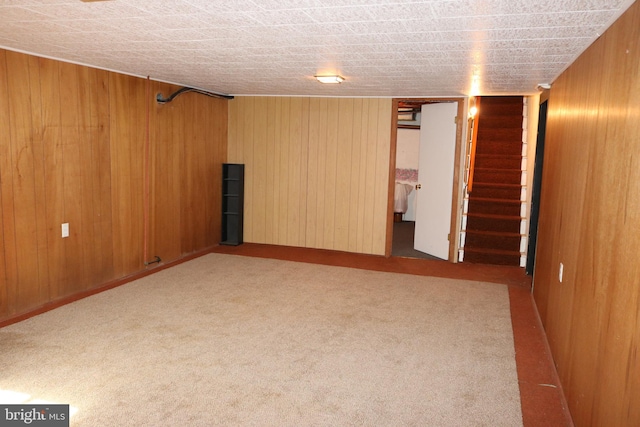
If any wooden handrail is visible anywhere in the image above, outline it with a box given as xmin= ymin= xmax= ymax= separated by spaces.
xmin=467 ymin=97 xmax=481 ymax=193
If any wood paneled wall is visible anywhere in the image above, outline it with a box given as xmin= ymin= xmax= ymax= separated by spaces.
xmin=0 ymin=49 xmax=227 ymax=322
xmin=228 ymin=97 xmax=392 ymax=255
xmin=148 ymin=82 xmax=227 ymax=264
xmin=533 ymin=1 xmax=640 ymax=425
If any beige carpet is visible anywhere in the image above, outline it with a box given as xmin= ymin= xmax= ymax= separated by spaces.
xmin=0 ymin=253 xmax=523 ymax=426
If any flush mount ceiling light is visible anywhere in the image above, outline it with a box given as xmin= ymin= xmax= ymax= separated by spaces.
xmin=315 ymin=75 xmax=344 ymax=84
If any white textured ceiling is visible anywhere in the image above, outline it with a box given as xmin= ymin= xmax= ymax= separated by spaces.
xmin=0 ymin=0 xmax=634 ymax=97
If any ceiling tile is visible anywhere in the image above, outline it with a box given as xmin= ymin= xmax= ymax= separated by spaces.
xmin=0 ymin=0 xmax=634 ymax=96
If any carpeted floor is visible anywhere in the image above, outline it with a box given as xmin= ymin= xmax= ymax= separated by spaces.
xmin=0 ymin=253 xmax=523 ymax=426
xmin=392 ymin=221 xmax=441 ymax=260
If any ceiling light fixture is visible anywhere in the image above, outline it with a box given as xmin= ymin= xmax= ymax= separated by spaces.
xmin=315 ymin=75 xmax=344 ymax=84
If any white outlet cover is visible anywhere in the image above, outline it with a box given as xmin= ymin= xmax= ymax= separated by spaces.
xmin=559 ymin=262 xmax=564 ymax=283
xmin=61 ymin=223 xmax=69 ymax=238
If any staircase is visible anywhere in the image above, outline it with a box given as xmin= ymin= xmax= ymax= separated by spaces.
xmin=464 ymin=96 xmax=524 ymax=266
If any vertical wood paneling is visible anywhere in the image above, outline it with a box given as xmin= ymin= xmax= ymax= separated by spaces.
xmin=270 ymin=98 xmax=282 ymax=242
xmin=252 ymin=97 xmax=268 ymax=244
xmin=0 ymin=47 xmax=228 ymax=323
xmin=264 ymin=97 xmax=277 ymax=244
xmin=150 ymin=83 xmax=182 ymax=263
xmin=348 ymin=98 xmax=363 ymax=253
xmin=0 ymin=50 xmax=14 ymax=317
xmin=149 ymin=84 xmax=228 ymax=262
xmin=109 ymin=74 xmax=145 ymax=277
xmin=277 ymin=98 xmax=291 ymax=245
xmin=298 ymin=97 xmax=310 ymax=244
xmin=228 ymin=96 xmax=392 ymax=255
xmin=373 ymin=100 xmax=392 ymax=252
xmin=227 ymin=99 xmax=239 ymax=162
xmin=59 ymin=62 xmax=84 ymax=295
xmin=362 ymin=99 xmax=380 ymax=254
xmin=6 ymin=51 xmax=41 ymax=312
xmin=323 ymin=99 xmax=339 ymax=249
xmin=39 ymin=57 xmax=65 ymax=300
xmin=305 ymin=98 xmax=320 ymax=248
xmin=334 ymin=99 xmax=354 ymax=251
xmin=129 ymin=78 xmax=147 ymax=270
xmin=181 ymin=93 xmax=197 ymax=254
xmin=287 ymin=97 xmax=304 ymax=246
xmin=76 ymin=66 xmax=97 ymax=290
xmin=90 ymin=68 xmax=114 ymax=284
xmin=533 ymin=2 xmax=640 ymax=426
xmin=27 ymin=56 xmax=50 ymax=304
xmin=59 ymin=61 xmax=109 ymax=295
xmin=356 ymin=101 xmax=371 ymax=254
xmin=242 ymin=98 xmax=255 ymax=242
xmin=314 ymin=98 xmax=328 ymax=248
xmin=205 ymin=95 xmax=227 ymax=248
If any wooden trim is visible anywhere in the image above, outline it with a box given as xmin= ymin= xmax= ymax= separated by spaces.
xmin=467 ymin=97 xmax=481 ymax=193
xmin=539 ymin=89 xmax=550 ymax=104
xmin=449 ymin=99 xmax=467 ymax=263
xmin=385 ymin=99 xmax=400 ymax=257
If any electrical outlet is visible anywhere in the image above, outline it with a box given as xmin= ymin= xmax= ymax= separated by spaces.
xmin=61 ymin=223 xmax=69 ymax=238
xmin=559 ymin=262 xmax=564 ymax=283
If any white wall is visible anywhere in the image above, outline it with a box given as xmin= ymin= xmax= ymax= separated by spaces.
xmin=396 ymin=128 xmax=420 ymax=169
xmin=396 ymin=128 xmax=420 ymax=221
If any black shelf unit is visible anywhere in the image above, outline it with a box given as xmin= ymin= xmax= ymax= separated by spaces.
xmin=221 ymin=163 xmax=244 ymax=245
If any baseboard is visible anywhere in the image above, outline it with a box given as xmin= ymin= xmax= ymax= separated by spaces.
xmin=0 ymin=247 xmax=217 ymax=329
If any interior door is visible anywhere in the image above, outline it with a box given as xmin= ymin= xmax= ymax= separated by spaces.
xmin=414 ymin=102 xmax=458 ymax=259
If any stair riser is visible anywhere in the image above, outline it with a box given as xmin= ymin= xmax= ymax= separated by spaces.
xmin=467 ymin=200 xmax=521 ymax=216
xmin=475 ymin=156 xmax=522 ymax=169
xmin=475 ymin=141 xmax=523 ymax=156
xmin=478 ymin=106 xmax=523 ymax=117
xmin=463 ymin=251 xmax=521 ymax=266
xmin=478 ymin=97 xmax=523 ymax=115
xmin=478 ymin=116 xmax=523 ymax=129
xmin=469 ymin=186 xmax=521 ymax=200
xmin=467 ymin=216 xmax=521 ymax=233
xmin=465 ymin=233 xmax=521 ymax=251
xmin=473 ymin=169 xmax=522 ymax=184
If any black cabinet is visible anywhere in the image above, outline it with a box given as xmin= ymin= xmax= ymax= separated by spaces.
xmin=221 ymin=163 xmax=244 ymax=245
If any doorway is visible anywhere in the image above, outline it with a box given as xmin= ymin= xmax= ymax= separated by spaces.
xmin=386 ymin=98 xmax=467 ymax=262
xmin=526 ymin=98 xmax=548 ymax=275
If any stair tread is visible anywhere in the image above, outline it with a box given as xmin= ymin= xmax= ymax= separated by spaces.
xmin=465 ymin=230 xmax=523 ymax=237
xmin=468 ymin=197 xmax=521 ymax=204
xmin=472 ymin=182 xmax=522 ymax=188
xmin=464 ymin=247 xmax=522 ymax=256
xmin=476 ymin=153 xmax=522 ymax=157
xmin=480 ymin=124 xmax=523 ymax=130
xmin=466 ymin=212 xmax=523 ymax=220
xmin=474 ymin=167 xmax=523 ymax=172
